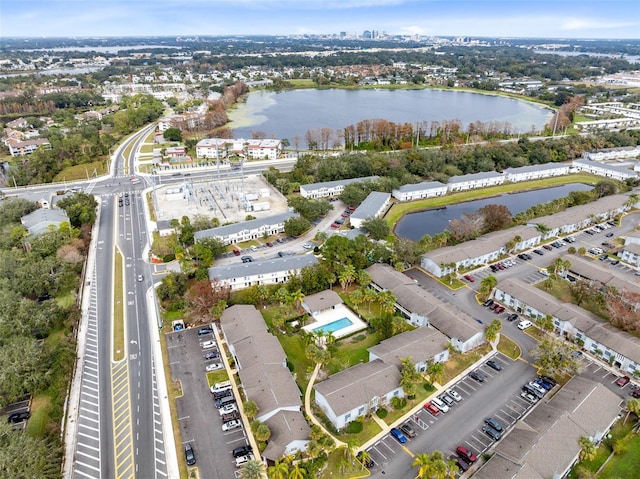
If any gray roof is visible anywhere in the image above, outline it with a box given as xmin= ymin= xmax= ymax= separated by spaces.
xmin=566 ymin=254 xmax=640 ymax=295
xmin=21 ymin=208 xmax=69 ymax=235
xmin=240 ymin=362 xmax=302 ymax=414
xmin=427 ymin=304 xmax=483 ymax=341
xmin=314 ymin=359 xmax=401 ymax=417
xmin=351 ymin=191 xmax=390 ymax=221
xmin=448 ymin=171 xmax=505 ymax=183
xmin=623 ymin=243 xmax=640 ymax=255
xmin=574 ymin=158 xmax=638 ymax=176
xmin=262 ymin=410 xmax=310 ymax=461
xmin=208 ymin=254 xmax=318 ymax=281
xmin=391 ymin=284 xmax=439 ymax=317
xmin=368 ymin=327 xmax=449 ymax=368
xmin=299 ymin=176 xmax=379 ymax=193
xmin=366 ymin=263 xmax=414 ymax=291
xmin=394 ymin=181 xmax=447 ymax=193
xmin=504 ymin=162 xmax=569 ymax=175
xmin=302 ymin=290 xmax=343 ymax=313
xmin=220 ymin=304 xmax=269 ymax=344
xmin=530 ymin=194 xmax=630 ymax=230
xmin=194 ymin=211 xmax=298 ymax=241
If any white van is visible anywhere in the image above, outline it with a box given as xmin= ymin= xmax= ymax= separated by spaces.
xmin=518 ymin=320 xmax=533 ymax=330
xmin=431 ymin=396 xmax=449 ymax=413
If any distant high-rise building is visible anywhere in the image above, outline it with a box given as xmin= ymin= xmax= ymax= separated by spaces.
xmin=339 ymin=31 xmax=347 ymax=38
xmin=362 ymin=30 xmax=372 ymax=39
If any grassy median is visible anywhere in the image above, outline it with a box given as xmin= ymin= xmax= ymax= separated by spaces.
xmin=113 ymin=249 xmax=125 ymax=361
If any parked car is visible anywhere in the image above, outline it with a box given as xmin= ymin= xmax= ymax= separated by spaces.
xmin=605 ymin=232 xmax=614 ymax=238
xmin=520 ymin=391 xmax=538 ymax=403
xmin=205 ymin=363 xmax=223 ymax=372
xmin=221 ymin=411 xmax=240 ymax=422
xmin=523 ymin=384 xmax=544 ymax=399
xmin=232 ymin=445 xmax=253 ymax=458
xmin=201 ymin=340 xmax=216 ymax=349
xmin=518 ymin=320 xmax=532 ymax=330
xmin=222 ymin=419 xmax=242 ymax=431
xmin=233 ymin=249 xmax=241 ymax=256
xmin=469 ymin=371 xmax=486 ymax=382
xmin=533 ymin=249 xmax=544 ymax=255
xmin=431 ymin=397 xmax=449 ymax=413
xmin=610 ymin=259 xmax=620 ymax=265
xmin=424 ymin=402 xmax=440 ymax=416
xmin=330 ymin=223 xmax=340 ymax=229
xmin=456 ymin=445 xmax=477 ymax=463
xmin=535 ymin=378 xmax=553 ymax=391
xmin=235 ymin=453 xmax=254 ymax=467
xmin=490 ymin=264 xmax=499 ymax=272
xmin=484 ymin=417 xmax=503 ymax=432
xmin=449 ymin=454 xmax=470 ymax=472
xmin=198 ymin=327 xmax=213 ymax=336
xmin=357 ymin=451 xmax=375 ymax=468
xmin=266 ymin=241 xmax=273 ymax=247
xmin=463 ymin=274 xmax=475 ymax=282
xmin=440 ymin=393 xmax=455 ymax=407
xmin=219 ymin=403 xmax=238 ymax=416
xmin=539 ymin=375 xmax=556 ymax=386
xmin=494 ymin=305 xmax=505 ymax=313
xmin=7 ymin=412 xmax=30 ymax=424
xmin=184 ymin=444 xmax=196 ymax=466
xmin=528 ymin=381 xmax=547 ymax=396
xmin=390 ymin=427 xmax=407 ymax=444
xmin=486 ymin=360 xmax=502 ymax=371
xmin=446 ymin=388 xmax=462 ymax=402
xmin=482 ymin=425 xmax=503 ymax=441
xmin=542 ymin=244 xmax=553 ymax=251
xmin=483 ymin=298 xmax=494 ymax=307
xmin=507 ymin=313 xmax=519 ymax=322
xmin=399 ymin=423 xmax=416 ymax=438
xmin=212 ymin=381 xmax=231 ymax=390
xmin=616 ymin=375 xmax=631 ymax=387
xmin=213 ymin=389 xmax=232 ymax=400
xmin=204 ymin=351 xmax=219 ymax=360
xmin=496 ymin=263 xmax=506 ymax=270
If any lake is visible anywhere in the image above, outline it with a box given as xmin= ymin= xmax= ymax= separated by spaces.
xmin=227 ymin=88 xmax=553 ymax=142
xmin=394 ymin=183 xmax=593 ymax=241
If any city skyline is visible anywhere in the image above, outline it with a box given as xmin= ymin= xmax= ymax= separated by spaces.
xmin=1 ymin=0 xmax=639 ymax=40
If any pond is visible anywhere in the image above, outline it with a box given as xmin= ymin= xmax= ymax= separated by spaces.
xmin=394 ymin=183 xmax=593 ymax=241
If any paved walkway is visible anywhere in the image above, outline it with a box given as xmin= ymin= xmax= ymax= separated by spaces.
xmin=304 ymin=363 xmax=347 ymax=448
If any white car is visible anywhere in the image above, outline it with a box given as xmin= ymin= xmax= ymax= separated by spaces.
xmin=219 ymin=403 xmax=238 ymax=416
xmin=222 ymin=419 xmax=242 ymax=432
xmin=235 ymin=453 xmax=254 ymax=467
xmin=431 ymin=396 xmax=449 ymax=413
xmin=518 ymin=320 xmax=532 ymax=330
xmin=205 ymin=363 xmax=223 ymax=372
xmin=212 ymin=381 xmax=232 ymax=391
xmin=521 ymin=391 xmax=538 ymax=403
xmin=302 ymin=242 xmax=313 ymax=250
xmin=137 ymin=274 xmax=143 ymax=282
xmin=446 ymin=388 xmax=462 ymax=402
xmin=201 ymin=340 xmax=216 ymax=349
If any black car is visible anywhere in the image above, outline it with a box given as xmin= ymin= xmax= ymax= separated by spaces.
xmin=483 ymin=298 xmax=494 ymax=307
xmin=484 ymin=417 xmax=503 ymax=432
xmin=213 ymin=389 xmax=232 ymax=400
xmin=490 ymin=264 xmax=499 ymax=272
xmin=7 ymin=412 xmax=30 ymax=424
xmin=469 ymin=371 xmax=486 ymax=382
xmin=204 ymin=351 xmax=219 ymax=360
xmin=507 ymin=313 xmax=519 ymax=322
xmin=198 ymin=327 xmax=213 ymax=336
xmin=448 ymin=454 xmax=470 ymax=472
xmin=539 ymin=375 xmax=557 ymax=386
xmin=482 ymin=425 xmax=502 ymax=441
xmin=486 ymin=360 xmax=502 ymax=371
xmin=533 ymin=249 xmax=544 ymax=255
xmin=184 ymin=444 xmax=196 ymax=466
xmin=357 ymin=451 xmax=375 ymax=468
xmin=233 ymin=445 xmax=253 ymax=458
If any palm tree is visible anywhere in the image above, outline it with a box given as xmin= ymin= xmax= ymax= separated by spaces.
xmin=624 ymin=398 xmax=640 ymax=424
xmin=350 ymin=288 xmax=364 ymax=310
xmin=378 ymin=290 xmax=397 ymax=316
xmin=243 ymin=400 xmax=259 ymax=421
xmin=480 ymin=275 xmax=497 ymax=296
xmin=363 ymin=287 xmax=378 ymax=313
xmin=413 ymin=453 xmax=432 ymax=478
xmin=578 ymin=436 xmax=597 ymax=461
xmin=268 ymin=459 xmax=290 ymax=479
xmin=357 ymin=450 xmax=373 ymax=469
xmin=239 ymin=459 xmax=266 ymax=479
xmin=289 ymin=289 xmax=305 ymax=313
xmin=344 ymin=440 xmax=358 ymax=461
xmin=288 ymin=463 xmax=306 ymax=479
xmin=426 ymin=360 xmax=445 ymax=385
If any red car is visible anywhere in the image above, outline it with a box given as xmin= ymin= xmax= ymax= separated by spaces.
xmin=232 ymin=249 xmax=241 ymax=256
xmin=456 ymin=445 xmax=477 ymax=464
xmin=463 ymin=274 xmax=475 ymax=282
xmin=331 ymin=223 xmax=340 ymax=229
xmin=616 ymin=375 xmax=631 ymax=387
xmin=424 ymin=402 xmax=440 ymax=416
xmin=494 ymin=305 xmax=505 ymax=313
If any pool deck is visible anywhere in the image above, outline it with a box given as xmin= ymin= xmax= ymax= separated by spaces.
xmin=303 ymin=303 xmax=367 ymax=338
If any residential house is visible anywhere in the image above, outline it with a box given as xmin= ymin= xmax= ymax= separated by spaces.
xmin=503 ymin=162 xmax=570 ymax=182
xmin=565 ymin=254 xmax=640 ymax=294
xmin=447 ymin=171 xmax=505 ymax=192
xmin=20 ymin=208 xmax=70 ymax=236
xmin=164 ymin=146 xmax=187 ymax=158
xmin=368 ymin=327 xmax=450 ymax=373
xmin=349 ymin=191 xmax=391 ymax=229
xmin=299 ymin=176 xmax=379 ymax=199
xmin=494 ymin=278 xmax=640 ymax=373
xmin=5 ymin=138 xmax=51 ymax=157
xmin=220 ymin=305 xmax=309 ymax=461
xmin=6 ymin=117 xmax=28 ymax=129
xmin=194 ymin=212 xmax=298 ymax=245
xmin=208 ymin=255 xmax=318 ymax=291
xmin=301 ymin=290 xmax=343 ymax=316
xmin=620 ymin=242 xmax=640 ymax=267
xmin=474 ymin=377 xmax=621 ymax=479
xmin=195 ymin=138 xmax=282 ymax=160
xmin=583 ymin=146 xmax=640 ymax=161
xmin=391 ymin=181 xmax=448 ymax=202
xmin=314 ymin=359 xmax=403 ymax=430
xmin=572 ymin=158 xmax=638 ymax=181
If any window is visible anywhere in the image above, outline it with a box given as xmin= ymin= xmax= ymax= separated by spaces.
xmin=344 ymin=413 xmax=351 ymax=422
xmin=576 ymin=332 xmax=583 ymax=339
xmin=358 ymin=407 xmax=365 ymax=415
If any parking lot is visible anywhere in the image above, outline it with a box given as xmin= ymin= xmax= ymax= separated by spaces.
xmin=365 ymin=353 xmax=539 ymax=478
xmin=577 ymin=355 xmax=638 ymax=400
xmin=166 ymin=327 xmax=251 ymax=478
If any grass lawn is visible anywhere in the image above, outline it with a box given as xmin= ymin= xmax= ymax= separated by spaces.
xmin=334 ymin=418 xmax=383 ymax=447
xmin=326 ymin=333 xmax=381 ymax=375
xmin=384 ymin=174 xmax=601 ymax=227
xmin=598 ymin=429 xmax=640 ymax=478
xmin=318 ymin=448 xmax=371 ymax=479
xmin=139 ymin=144 xmax=156 ymax=154
xmin=497 ymin=335 xmax=521 ymax=360
xmin=25 ymin=394 xmax=50 ymax=437
xmin=53 ymin=159 xmax=107 ymax=182
xmin=206 ymin=370 xmax=230 ymax=388
xmin=442 ymin=345 xmax=492 ymax=384
xmin=524 ymin=325 xmax=547 ymax=343
xmin=278 ymin=333 xmax=314 ymax=390
xmin=113 ymin=248 xmax=125 ymax=361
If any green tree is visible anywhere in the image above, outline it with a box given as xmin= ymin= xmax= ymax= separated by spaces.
xmin=163 ymin=127 xmax=182 ymax=142
xmin=426 ymin=360 xmax=444 ymax=385
xmin=536 ymin=314 xmax=555 ymax=332
xmin=288 ymin=463 xmax=306 ymax=479
xmin=530 ymin=337 xmax=582 ymax=376
xmin=624 ymin=398 xmax=640 ymax=424
xmin=284 ymin=216 xmax=311 ymax=237
xmin=378 ymin=290 xmax=396 ymax=316
xmin=57 ymin=192 xmax=98 ymax=227
xmin=361 ymin=217 xmax=391 ymax=240
xmin=239 ymin=459 xmax=266 ymax=479
xmin=413 ymin=453 xmax=432 ymax=479
xmin=268 ymin=459 xmax=290 ymax=479
xmin=0 ymin=421 xmax=62 ymax=478
xmin=243 ymin=400 xmax=259 ymax=421
xmin=578 ymin=436 xmax=597 ymax=461
xmin=485 ymin=318 xmax=502 ymax=343
xmin=252 ymin=421 xmax=272 ymax=443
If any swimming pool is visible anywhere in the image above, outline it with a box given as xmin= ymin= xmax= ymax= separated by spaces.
xmin=312 ymin=317 xmax=353 ymax=335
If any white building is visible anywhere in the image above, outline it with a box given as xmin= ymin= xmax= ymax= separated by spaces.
xmin=299 ymin=176 xmax=379 ymax=199
xmin=208 ymin=254 xmax=318 ymax=291
xmin=195 ymin=138 xmax=282 ymax=160
xmin=5 ymin=138 xmax=51 ymax=157
xmin=350 ymin=191 xmax=391 ymax=229
xmin=572 ymin=158 xmax=638 ymax=181
xmin=447 ymin=171 xmax=505 ymax=192
xmin=391 ymin=181 xmax=448 ymax=202
xmin=194 ymin=212 xmax=298 ymax=245
xmin=504 ymin=162 xmax=570 ymax=182
xmin=620 ymin=243 xmax=640 ymax=266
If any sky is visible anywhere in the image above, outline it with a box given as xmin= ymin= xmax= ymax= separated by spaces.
xmin=1 ymin=0 xmax=639 ymax=40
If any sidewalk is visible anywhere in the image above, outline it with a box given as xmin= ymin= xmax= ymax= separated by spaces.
xmin=304 ymin=363 xmax=347 ymax=448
